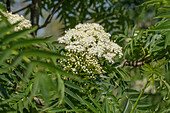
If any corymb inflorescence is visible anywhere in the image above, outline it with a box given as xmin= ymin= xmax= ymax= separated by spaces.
xmin=58 ymin=23 xmax=123 ymax=76
xmin=0 ymin=9 xmax=32 ymax=31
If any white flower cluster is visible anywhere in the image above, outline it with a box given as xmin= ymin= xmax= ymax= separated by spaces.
xmin=59 ymin=52 xmax=106 ymax=75
xmin=58 ymin=23 xmax=123 ymax=75
xmin=0 ymin=9 xmax=32 ymax=31
xmin=58 ymin=23 xmax=123 ymax=63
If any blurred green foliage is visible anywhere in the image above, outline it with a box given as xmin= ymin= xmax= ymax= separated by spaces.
xmin=0 ymin=0 xmax=169 ymax=113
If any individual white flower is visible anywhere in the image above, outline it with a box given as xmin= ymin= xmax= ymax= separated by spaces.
xmin=0 ymin=9 xmax=32 ymax=31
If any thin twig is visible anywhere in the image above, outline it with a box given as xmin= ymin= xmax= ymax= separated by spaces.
xmin=115 ymin=52 xmax=169 ymax=68
xmin=6 ymin=0 xmax=11 ymax=12
xmin=115 ymin=59 xmax=127 ymax=68
xmin=13 ymin=4 xmax=31 ymax=14
xmin=38 ymin=0 xmax=64 ymax=29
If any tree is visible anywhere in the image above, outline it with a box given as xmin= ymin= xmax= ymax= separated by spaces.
xmin=0 ymin=0 xmax=169 ymax=112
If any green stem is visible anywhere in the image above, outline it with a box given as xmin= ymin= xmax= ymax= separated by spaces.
xmin=130 ymin=80 xmax=150 ymax=113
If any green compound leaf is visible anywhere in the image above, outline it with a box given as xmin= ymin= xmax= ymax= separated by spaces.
xmin=64 ymin=96 xmax=76 ymax=110
xmin=165 ymin=31 xmax=170 ymax=48
xmin=65 ymin=88 xmax=80 ymax=101
xmin=64 ymin=80 xmax=84 ymax=92
xmin=88 ymin=95 xmax=105 ymax=113
xmin=10 ymin=36 xmax=52 ymax=49
xmin=48 ymin=107 xmax=67 ymax=112
xmin=21 ymin=49 xmax=67 ymax=59
xmin=155 ymin=12 xmax=170 ymax=18
xmin=77 ymin=95 xmax=99 ymax=113
xmin=2 ymin=26 xmax=37 ymax=44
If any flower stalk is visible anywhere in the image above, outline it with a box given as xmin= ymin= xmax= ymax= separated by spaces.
xmin=130 ymin=80 xmax=150 ymax=113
